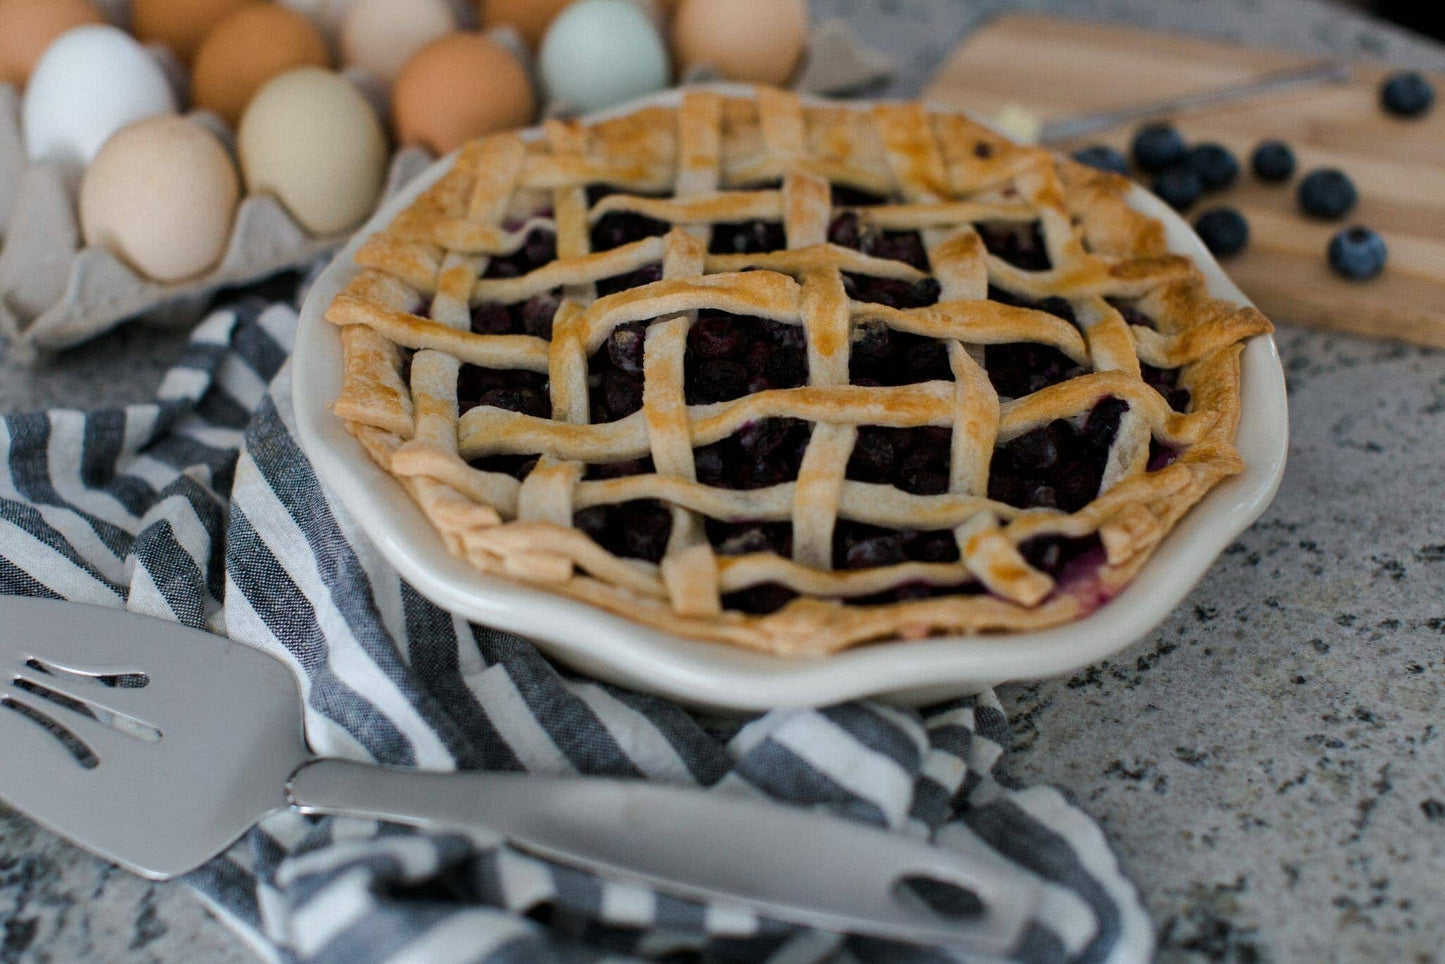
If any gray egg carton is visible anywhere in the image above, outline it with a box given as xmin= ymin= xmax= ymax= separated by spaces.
xmin=0 ymin=82 xmax=433 ymax=363
xmin=0 ymin=10 xmax=888 ymax=363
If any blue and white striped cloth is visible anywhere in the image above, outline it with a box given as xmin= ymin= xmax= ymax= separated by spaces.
xmin=0 ymin=298 xmax=1152 ymax=963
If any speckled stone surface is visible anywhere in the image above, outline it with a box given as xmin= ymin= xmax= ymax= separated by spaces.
xmin=3 ymin=2 xmax=1443 ymax=962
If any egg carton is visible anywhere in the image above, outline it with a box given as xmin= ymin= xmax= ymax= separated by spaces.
xmin=0 ymin=83 xmax=434 ymax=363
xmin=0 ymin=12 xmax=889 ymax=363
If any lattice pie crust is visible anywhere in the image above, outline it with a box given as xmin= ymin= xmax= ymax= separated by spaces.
xmin=325 ymin=88 xmax=1272 ymax=657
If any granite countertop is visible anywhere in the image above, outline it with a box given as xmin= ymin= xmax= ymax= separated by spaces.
xmin=3 ymin=1 xmax=1444 ymax=961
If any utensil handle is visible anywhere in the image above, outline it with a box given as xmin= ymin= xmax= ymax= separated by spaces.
xmin=1038 ymin=58 xmax=1350 ymax=143
xmin=288 ymin=759 xmax=1037 ymax=954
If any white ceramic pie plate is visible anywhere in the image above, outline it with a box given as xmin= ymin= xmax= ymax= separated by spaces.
xmin=293 ymin=88 xmax=1288 ymax=712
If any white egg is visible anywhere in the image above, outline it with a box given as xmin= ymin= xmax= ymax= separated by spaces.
xmin=341 ymin=0 xmax=456 ymax=85
xmin=22 ymin=25 xmax=177 ymax=171
xmin=540 ymin=0 xmax=670 ymax=115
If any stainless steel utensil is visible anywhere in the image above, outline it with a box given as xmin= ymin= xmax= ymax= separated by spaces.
xmin=1037 ymin=58 xmax=1351 ymax=144
xmin=0 ymin=596 xmax=1038 ymax=953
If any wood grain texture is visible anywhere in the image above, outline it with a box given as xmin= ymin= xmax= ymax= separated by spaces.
xmin=923 ymin=14 xmax=1445 ymax=347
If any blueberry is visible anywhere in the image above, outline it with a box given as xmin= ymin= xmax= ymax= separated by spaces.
xmin=606 ymin=322 xmax=647 ymax=373
xmin=1071 ymin=144 xmax=1129 ymax=176
xmin=1131 ymin=123 xmax=1187 ymax=172
xmin=1193 ymin=207 xmax=1250 ymax=257
xmin=1186 ymin=143 xmax=1239 ymax=191
xmin=844 ymin=534 xmax=907 ymax=570
xmin=471 ymin=302 xmax=512 ymax=335
xmin=1250 ymin=140 xmax=1296 ymax=182
xmin=1009 ymin=430 xmax=1059 ymax=471
xmin=520 ymin=292 xmax=559 ymax=339
xmin=1151 ymin=165 xmax=1203 ymax=211
xmin=846 ymin=428 xmax=895 ymax=482
xmin=1298 ymin=168 xmax=1357 ymax=220
xmin=1380 ymin=71 xmax=1434 ymax=118
xmin=1327 ymin=226 xmax=1387 ymax=281
xmin=688 ymin=316 xmax=745 ymax=359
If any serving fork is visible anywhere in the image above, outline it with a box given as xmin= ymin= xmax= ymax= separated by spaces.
xmin=0 ymin=596 xmax=1038 ymax=953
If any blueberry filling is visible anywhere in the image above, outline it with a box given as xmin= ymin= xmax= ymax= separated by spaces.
xmin=693 ymin=418 xmax=811 ymax=490
xmin=586 ymin=186 xmax=671 ymax=251
xmin=1019 ymin=534 xmax=1103 ymax=579
xmin=709 ymin=221 xmax=787 ymax=254
xmin=596 ymin=263 xmax=662 ymax=297
xmin=1147 ymin=440 xmax=1180 ymax=471
xmin=827 ymin=213 xmax=931 ymax=271
xmin=721 ymin=584 xmax=799 ymax=615
xmin=833 ymin=521 xmax=960 ymax=570
xmin=987 ymin=398 xmax=1127 ymax=512
xmin=484 ymin=195 xmax=1123 ymax=615
xmin=976 ymin=221 xmax=1050 ymax=271
xmin=1141 ymin=364 xmax=1191 ymax=412
xmin=588 ymin=321 xmax=649 ymax=422
xmin=585 ymin=456 xmax=655 ymax=480
xmin=983 ymin=343 xmax=1087 ymax=399
xmin=988 ymin=285 xmax=1075 ymax=326
xmin=829 ymin=184 xmax=892 ymax=206
xmin=845 ymin=426 xmax=952 ymax=495
xmin=575 ymin=500 xmax=673 ymax=564
xmin=842 ymin=274 xmax=942 ymax=309
xmin=467 ymin=454 xmax=538 ymax=480
xmin=1106 ymin=297 xmax=1155 ymax=331
xmin=684 ymin=312 xmax=807 ymax=403
xmin=472 ymin=289 xmax=562 ymax=339
xmin=706 ymin=520 xmax=793 ymax=557
xmin=458 ymin=366 xmax=550 ymax=419
xmin=482 ymin=228 xmax=557 ymax=280
xmin=848 ymin=325 xmax=952 ymax=385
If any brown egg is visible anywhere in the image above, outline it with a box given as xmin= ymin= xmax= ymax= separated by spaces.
xmin=392 ymin=33 xmax=535 ymax=155
xmin=192 ymin=5 xmax=331 ymax=126
xmin=132 ymin=0 xmax=253 ymax=65
xmin=0 ymin=0 xmax=103 ymax=87
xmin=479 ymin=0 xmax=574 ymax=49
xmin=673 ymin=0 xmax=808 ymax=86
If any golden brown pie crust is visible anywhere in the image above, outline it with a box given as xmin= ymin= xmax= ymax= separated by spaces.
xmin=324 ymin=88 xmax=1272 ymax=658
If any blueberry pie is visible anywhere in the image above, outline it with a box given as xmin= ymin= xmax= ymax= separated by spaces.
xmin=325 ymin=89 xmax=1272 ymax=657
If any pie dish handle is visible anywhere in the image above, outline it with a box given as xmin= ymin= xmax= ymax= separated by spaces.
xmin=288 ymin=758 xmax=1040 ymax=953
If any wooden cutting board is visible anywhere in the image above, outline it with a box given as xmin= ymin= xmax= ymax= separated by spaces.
xmin=923 ymin=14 xmax=1445 ymax=347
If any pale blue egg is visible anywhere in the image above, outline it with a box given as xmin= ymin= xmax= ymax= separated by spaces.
xmin=539 ymin=0 xmax=671 ymax=114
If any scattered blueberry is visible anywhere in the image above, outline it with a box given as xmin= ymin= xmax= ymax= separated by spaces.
xmin=1327 ymin=226 xmax=1387 ymax=280
xmin=1193 ymin=207 xmax=1250 ymax=257
xmin=1186 ymin=143 xmax=1239 ymax=191
xmin=1071 ymin=144 xmax=1129 ymax=175
xmin=1298 ymin=168 xmax=1357 ymax=220
xmin=1380 ymin=71 xmax=1434 ymax=118
xmin=1131 ymin=122 xmax=1187 ymax=172
xmin=1152 ymin=165 xmax=1203 ymax=211
xmin=1250 ymin=140 xmax=1296 ymax=182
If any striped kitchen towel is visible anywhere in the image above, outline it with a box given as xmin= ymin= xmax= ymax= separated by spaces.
xmin=0 ymin=298 xmax=1152 ymax=963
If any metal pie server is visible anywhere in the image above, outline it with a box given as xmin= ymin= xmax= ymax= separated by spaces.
xmin=0 ymin=597 xmax=1038 ymax=953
